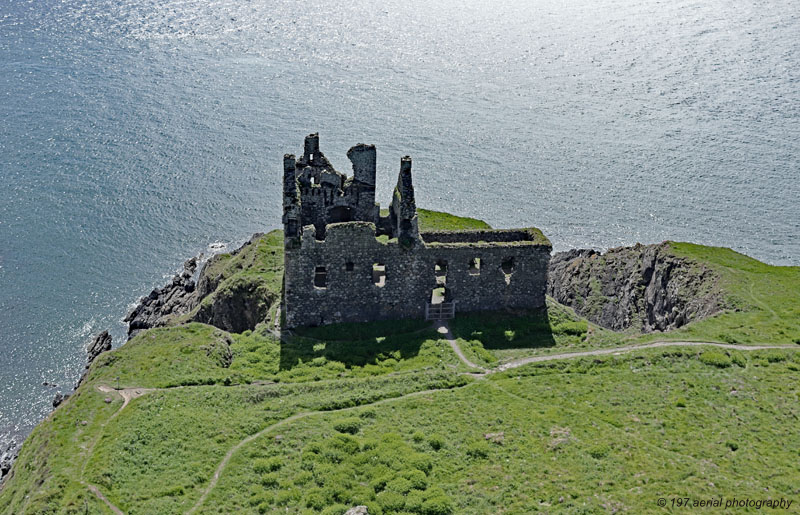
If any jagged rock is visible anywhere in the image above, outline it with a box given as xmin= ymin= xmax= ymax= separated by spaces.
xmin=75 ymin=331 xmax=113 ymax=389
xmin=548 ymin=242 xmax=726 ymax=332
xmin=87 ymin=331 xmax=112 ymax=365
xmin=124 ymin=234 xmax=272 ymax=338
xmin=345 ymin=507 xmax=369 ymax=515
xmin=192 ymin=279 xmax=276 ymax=334
xmin=194 ymin=234 xmax=262 ymax=299
xmin=1 ymin=439 xmax=19 ymax=482
xmin=124 ymin=257 xmax=200 ymax=339
xmin=52 ymin=392 xmax=68 ymax=408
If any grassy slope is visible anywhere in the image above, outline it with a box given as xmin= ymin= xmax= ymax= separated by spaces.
xmin=655 ymin=242 xmax=800 ymax=344
xmin=2 ymin=212 xmax=799 ymax=514
xmin=180 ymin=230 xmax=285 ymax=329
xmin=201 ymin=348 xmax=800 ymax=514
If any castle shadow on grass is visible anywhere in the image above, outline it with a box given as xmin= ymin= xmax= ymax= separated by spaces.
xmin=448 ymin=307 xmax=558 ymax=351
xmin=277 ymin=305 xmax=583 ymax=374
xmin=279 ymin=318 xmax=435 ymax=371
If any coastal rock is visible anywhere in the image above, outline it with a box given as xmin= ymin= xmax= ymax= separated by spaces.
xmin=191 ymin=234 xmax=274 ymax=333
xmin=75 ymin=331 xmax=113 ymax=389
xmin=547 ymin=242 xmax=726 ymax=332
xmin=192 ymin=278 xmax=276 ymax=334
xmin=124 ymin=257 xmax=200 ymax=339
xmin=194 ymin=234 xmax=263 ymax=299
xmin=124 ymin=234 xmax=272 ymax=338
xmin=52 ymin=392 xmax=67 ymax=408
xmin=87 ymin=331 xmax=112 ymax=365
xmin=0 ymin=439 xmax=19 ymax=482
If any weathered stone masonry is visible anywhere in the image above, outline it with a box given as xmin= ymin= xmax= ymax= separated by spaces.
xmin=283 ymin=134 xmax=552 ymax=328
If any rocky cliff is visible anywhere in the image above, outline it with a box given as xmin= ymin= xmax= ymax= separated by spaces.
xmin=124 ymin=232 xmax=282 ymax=338
xmin=548 ymin=242 xmax=727 ymax=332
xmin=124 ymin=257 xmax=200 ymax=339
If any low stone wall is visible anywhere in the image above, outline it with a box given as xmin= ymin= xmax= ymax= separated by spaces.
xmin=284 ymin=222 xmax=551 ymax=327
xmin=421 ymin=228 xmax=536 ymax=244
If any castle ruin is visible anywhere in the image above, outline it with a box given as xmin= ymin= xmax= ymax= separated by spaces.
xmin=282 ymin=133 xmax=552 ymax=328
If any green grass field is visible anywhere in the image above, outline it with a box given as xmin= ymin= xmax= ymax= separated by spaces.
xmin=2 ymin=212 xmax=799 ymax=514
xmin=657 ymin=242 xmax=800 ymax=345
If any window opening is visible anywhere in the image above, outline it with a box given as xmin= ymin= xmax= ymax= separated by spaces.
xmin=469 ymin=258 xmax=481 ymax=275
xmin=313 ymin=266 xmax=327 ymax=288
xmin=373 ymin=263 xmax=386 ymax=287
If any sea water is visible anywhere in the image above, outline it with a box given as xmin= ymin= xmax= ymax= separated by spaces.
xmin=1 ymin=0 xmax=798 ymax=449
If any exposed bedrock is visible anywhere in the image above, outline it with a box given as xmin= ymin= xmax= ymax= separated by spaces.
xmin=0 ymin=438 xmax=19 ymax=483
xmin=547 ymin=242 xmax=726 ymax=332
xmin=192 ymin=278 xmax=277 ymax=334
xmin=86 ymin=330 xmax=112 ymax=364
xmin=75 ymin=330 xmax=113 ymax=389
xmin=125 ymin=257 xmax=199 ymax=339
xmin=124 ymin=234 xmax=270 ymax=338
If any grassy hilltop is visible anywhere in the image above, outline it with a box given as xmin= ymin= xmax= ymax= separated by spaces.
xmin=1 ymin=210 xmax=799 ymax=514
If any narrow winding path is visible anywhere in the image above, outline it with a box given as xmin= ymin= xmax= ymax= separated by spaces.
xmin=186 ymin=387 xmax=453 ymax=514
xmin=86 ymin=484 xmax=124 ymax=515
xmin=435 ymin=319 xmax=792 ymax=373
xmin=83 ymin=328 xmax=794 ymax=514
xmin=434 ymin=320 xmax=487 ymax=372
xmin=495 ymin=340 xmax=792 ymax=372
xmin=81 ymin=385 xmax=156 ymax=515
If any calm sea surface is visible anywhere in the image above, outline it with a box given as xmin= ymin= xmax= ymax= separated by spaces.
xmin=1 ymin=0 xmax=798 ymax=447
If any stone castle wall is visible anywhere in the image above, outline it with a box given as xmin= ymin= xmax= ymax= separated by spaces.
xmin=284 ymin=223 xmax=551 ymax=327
xmin=282 ymin=135 xmax=551 ymax=328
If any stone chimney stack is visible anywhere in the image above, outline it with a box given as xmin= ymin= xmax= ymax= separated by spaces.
xmin=283 ymin=154 xmax=297 ymax=204
xmin=392 ymin=156 xmax=419 ymax=244
xmin=283 ymin=153 xmax=300 ymax=238
xmin=303 ymin=133 xmax=320 ymax=164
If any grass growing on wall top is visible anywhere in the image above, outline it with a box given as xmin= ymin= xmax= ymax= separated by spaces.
xmin=416 ymin=209 xmax=492 ymax=232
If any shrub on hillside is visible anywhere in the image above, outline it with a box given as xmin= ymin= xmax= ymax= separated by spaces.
xmin=765 ymin=350 xmax=788 ymax=363
xmin=376 ymin=490 xmax=406 ymax=510
xmin=333 ymin=417 xmax=361 ymax=434
xmin=253 ymin=457 xmax=282 ymax=474
xmin=428 ymin=434 xmax=445 ymax=450
xmin=699 ymin=351 xmax=732 ymax=368
xmin=422 ymin=495 xmax=455 ymax=515
xmin=466 ymin=440 xmax=490 ymax=459
xmin=729 ymin=351 xmax=747 ymax=367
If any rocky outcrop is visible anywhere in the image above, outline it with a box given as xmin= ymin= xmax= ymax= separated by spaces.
xmin=86 ymin=330 xmax=112 ymax=364
xmin=75 ymin=331 xmax=113 ymax=389
xmin=0 ymin=438 xmax=19 ymax=483
xmin=124 ymin=257 xmax=199 ymax=339
xmin=192 ymin=279 xmax=276 ymax=334
xmin=52 ymin=392 xmax=67 ymax=408
xmin=124 ymin=233 xmax=274 ymax=338
xmin=548 ymin=243 xmax=726 ymax=332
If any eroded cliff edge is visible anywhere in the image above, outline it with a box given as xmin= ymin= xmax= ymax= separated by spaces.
xmin=124 ymin=232 xmax=283 ymax=339
xmin=548 ymin=242 xmax=728 ymax=332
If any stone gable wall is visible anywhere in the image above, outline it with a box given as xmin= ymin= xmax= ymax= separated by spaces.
xmin=284 ymin=222 xmax=551 ymax=327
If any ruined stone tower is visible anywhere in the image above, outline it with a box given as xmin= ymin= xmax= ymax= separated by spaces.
xmin=282 ymin=134 xmax=551 ymax=328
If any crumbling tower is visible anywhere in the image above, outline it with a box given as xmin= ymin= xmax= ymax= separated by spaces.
xmin=282 ymin=133 xmax=378 ymax=240
xmin=281 ymin=133 xmax=552 ymax=328
xmin=390 ymin=156 xmax=420 ymax=246
xmin=283 ymin=153 xmax=300 ymax=239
